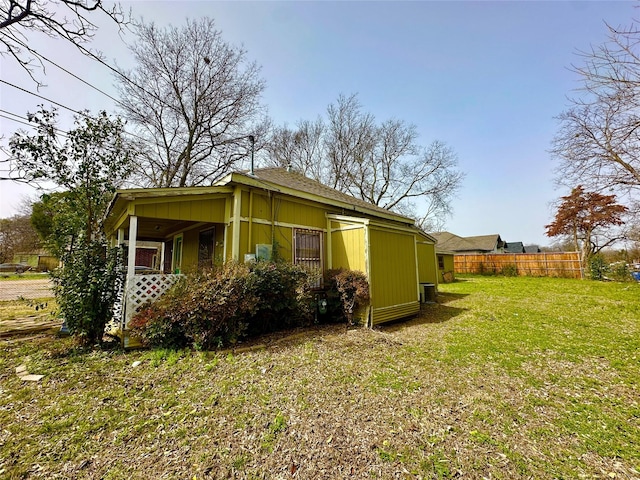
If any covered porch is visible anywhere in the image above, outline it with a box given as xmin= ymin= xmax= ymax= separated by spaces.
xmin=103 ymin=187 xmax=234 ymax=346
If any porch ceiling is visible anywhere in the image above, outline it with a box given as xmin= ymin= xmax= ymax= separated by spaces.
xmin=121 ymin=217 xmax=205 ymax=242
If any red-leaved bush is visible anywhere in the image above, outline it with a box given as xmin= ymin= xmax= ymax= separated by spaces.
xmin=325 ymin=269 xmax=370 ymax=325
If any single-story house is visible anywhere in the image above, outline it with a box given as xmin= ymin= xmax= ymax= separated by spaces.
xmin=430 ymin=232 xmax=506 ymax=254
xmin=104 ymin=168 xmax=439 ymax=346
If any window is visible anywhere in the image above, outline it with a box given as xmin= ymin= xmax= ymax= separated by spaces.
xmin=438 ymin=255 xmax=445 ymax=270
xmin=294 ymin=229 xmax=323 ymax=287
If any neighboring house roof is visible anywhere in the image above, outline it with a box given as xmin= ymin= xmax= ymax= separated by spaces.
xmin=504 ymin=242 xmax=525 ymax=253
xmin=430 ymin=232 xmax=477 ymax=252
xmin=430 ymin=231 xmax=505 ymax=253
xmin=524 ymin=245 xmax=541 ymax=253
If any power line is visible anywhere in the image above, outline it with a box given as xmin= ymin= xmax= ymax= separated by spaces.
xmin=0 ymin=112 xmax=37 ymax=130
xmin=0 ymin=109 xmax=70 ymax=136
xmin=9 ymin=35 xmax=125 ymax=108
xmin=35 ymin=52 xmax=122 ymax=106
xmin=0 ymin=81 xmax=154 ymax=147
xmin=72 ymin=41 xmax=178 ymax=113
xmin=0 ymin=79 xmax=86 ymax=117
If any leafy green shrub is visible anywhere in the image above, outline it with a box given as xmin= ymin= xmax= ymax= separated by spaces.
xmin=589 ymin=254 xmax=607 ymax=280
xmin=245 ymin=261 xmax=314 ymax=335
xmin=325 ymin=269 xmax=370 ymax=325
xmin=477 ymin=262 xmax=497 ymax=276
xmin=608 ymin=261 xmax=633 ymax=282
xmin=131 ymin=261 xmax=315 ymax=349
xmin=51 ymin=241 xmax=123 ymax=346
xmin=501 ymin=264 xmax=518 ymax=277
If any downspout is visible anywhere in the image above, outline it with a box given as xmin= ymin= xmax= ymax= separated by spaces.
xmin=432 ymin=242 xmax=439 ymax=289
xmin=363 ymin=221 xmax=372 ymax=328
xmin=414 ymin=235 xmax=421 ymax=302
xmin=270 ymin=192 xmax=275 ymax=246
xmin=326 ymin=216 xmax=333 ymax=269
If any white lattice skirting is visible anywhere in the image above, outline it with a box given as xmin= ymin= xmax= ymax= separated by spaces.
xmin=124 ymin=274 xmax=183 ymax=327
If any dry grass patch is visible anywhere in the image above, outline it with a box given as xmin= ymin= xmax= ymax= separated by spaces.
xmin=0 ymin=275 xmax=638 ymax=479
xmin=0 ymin=298 xmax=56 ymax=322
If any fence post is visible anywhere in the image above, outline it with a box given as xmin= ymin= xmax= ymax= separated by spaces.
xmin=544 ymin=252 xmax=548 ymax=277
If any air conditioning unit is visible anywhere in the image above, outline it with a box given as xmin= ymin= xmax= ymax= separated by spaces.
xmin=420 ymin=283 xmax=436 ymax=303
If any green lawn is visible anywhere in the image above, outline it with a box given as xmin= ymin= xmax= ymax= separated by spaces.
xmin=1 ymin=275 xmax=638 ymax=479
xmin=0 ymin=273 xmax=49 ymax=281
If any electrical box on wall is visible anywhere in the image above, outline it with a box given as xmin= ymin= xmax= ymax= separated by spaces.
xmin=256 ymin=244 xmax=272 ymax=261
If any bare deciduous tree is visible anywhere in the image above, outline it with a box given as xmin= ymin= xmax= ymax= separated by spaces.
xmin=0 ymin=0 xmax=127 ymax=84
xmin=552 ymin=20 xmax=640 ymax=195
xmin=265 ymin=94 xmax=464 ymax=230
xmin=116 ymin=17 xmax=268 ymax=188
xmin=266 ymin=118 xmax=326 ymax=182
xmin=0 ymin=213 xmax=41 ymax=263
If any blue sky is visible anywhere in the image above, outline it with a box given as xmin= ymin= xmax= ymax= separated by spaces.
xmin=0 ymin=1 xmax=636 ymax=246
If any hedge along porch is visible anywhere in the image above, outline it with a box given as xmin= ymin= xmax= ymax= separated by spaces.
xmin=103 ymin=168 xmax=439 ymax=344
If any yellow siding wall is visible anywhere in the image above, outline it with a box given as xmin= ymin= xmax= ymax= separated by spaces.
xmin=251 ymin=192 xmax=271 ymax=219
xmin=273 ymin=226 xmax=294 ymax=261
xmin=233 ymin=191 xmax=328 ymax=262
xmin=273 ymin=197 xmax=327 ymax=229
xmin=181 ymin=229 xmax=200 ymax=272
xmin=417 ymin=242 xmax=438 ymax=285
xmin=248 ymin=222 xmax=273 ymax=255
xmin=438 ymin=253 xmax=455 ymax=282
xmin=136 ymin=198 xmax=227 ymax=223
xmin=330 ymin=223 xmax=366 ymax=272
xmin=369 ymin=228 xmax=419 ymax=325
xmin=237 ymin=222 xmax=250 ymax=259
xmin=225 ymin=224 xmax=234 ymax=261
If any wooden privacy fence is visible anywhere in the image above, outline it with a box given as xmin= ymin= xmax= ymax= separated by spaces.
xmin=454 ymin=252 xmax=583 ymax=279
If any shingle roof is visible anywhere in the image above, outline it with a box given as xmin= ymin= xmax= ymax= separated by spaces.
xmin=229 ymin=167 xmax=414 ymax=223
xmin=431 ymin=232 xmax=504 ymax=253
xmin=504 ymin=242 xmax=525 ymax=253
xmin=430 ymin=232 xmax=477 ymax=252
xmin=464 ymin=234 xmax=504 ymax=252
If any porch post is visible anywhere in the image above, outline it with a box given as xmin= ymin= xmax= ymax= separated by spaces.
xmin=127 ymin=216 xmax=138 ymax=285
xmin=122 ymin=215 xmax=138 ymax=343
xmin=232 ymin=186 xmax=242 ymax=261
